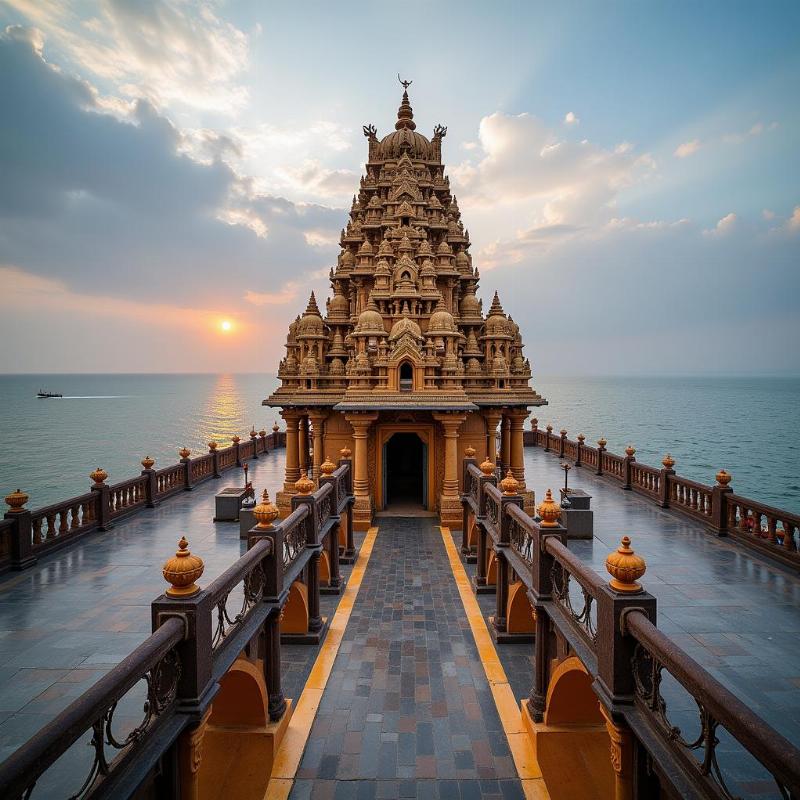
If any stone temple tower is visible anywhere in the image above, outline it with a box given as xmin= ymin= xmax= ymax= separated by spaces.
xmin=265 ymin=81 xmax=546 ymax=530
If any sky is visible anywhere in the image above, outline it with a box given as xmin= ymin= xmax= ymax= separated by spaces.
xmin=0 ymin=0 xmax=798 ymax=375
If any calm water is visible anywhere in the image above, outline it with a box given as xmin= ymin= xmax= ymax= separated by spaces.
xmin=0 ymin=374 xmax=798 ymax=513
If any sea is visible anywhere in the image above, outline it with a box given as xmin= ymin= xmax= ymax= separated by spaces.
xmin=0 ymin=373 xmax=798 ymax=514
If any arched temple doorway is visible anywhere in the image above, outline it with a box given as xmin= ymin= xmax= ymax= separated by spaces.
xmin=382 ymin=432 xmax=427 ymax=511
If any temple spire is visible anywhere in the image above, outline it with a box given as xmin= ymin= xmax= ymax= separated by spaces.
xmin=304 ymin=291 xmax=321 ymax=317
xmin=488 ymin=291 xmax=505 ymax=317
xmin=395 ymin=75 xmax=416 ymax=131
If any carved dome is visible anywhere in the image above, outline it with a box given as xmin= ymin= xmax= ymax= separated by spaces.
xmin=328 ymin=289 xmax=350 ymax=318
xmin=356 ymin=295 xmax=385 ymax=334
xmin=376 ymin=89 xmax=434 ymax=161
xmin=459 ymin=288 xmax=481 ymax=318
xmin=389 ymin=315 xmax=423 ymax=341
xmin=484 ymin=292 xmax=512 ymax=338
xmin=297 ymin=293 xmax=324 ymax=337
xmin=428 ymin=298 xmax=457 ymax=335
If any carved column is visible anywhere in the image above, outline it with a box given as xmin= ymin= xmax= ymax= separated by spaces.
xmin=483 ymin=410 xmax=503 ymax=464
xmin=599 ymin=705 xmax=634 ymax=800
xmin=507 ymin=408 xmax=534 ymax=515
xmin=345 ymin=413 xmax=378 ymax=531
xmin=308 ymin=410 xmax=328 ymax=483
xmin=277 ymin=409 xmax=301 ymax=517
xmin=298 ymin=414 xmax=310 ymax=476
xmin=433 ymin=413 xmax=466 ymax=529
xmin=500 ymin=413 xmax=511 ymax=474
xmin=177 ymin=708 xmax=211 ymax=800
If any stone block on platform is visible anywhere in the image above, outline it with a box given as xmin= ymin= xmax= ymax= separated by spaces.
xmin=560 ymin=488 xmax=593 ymax=540
xmin=214 ymin=487 xmax=247 ymax=522
xmin=239 ymin=507 xmax=255 ymax=538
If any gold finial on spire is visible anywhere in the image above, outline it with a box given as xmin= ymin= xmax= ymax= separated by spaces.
xmin=398 ymin=74 xmax=412 ymax=91
xmin=395 ymin=75 xmax=416 ymax=130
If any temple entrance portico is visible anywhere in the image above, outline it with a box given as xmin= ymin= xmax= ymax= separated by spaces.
xmin=380 ymin=427 xmax=430 ymax=511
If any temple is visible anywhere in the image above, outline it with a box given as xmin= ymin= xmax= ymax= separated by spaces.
xmin=266 ymin=84 xmax=546 ymax=529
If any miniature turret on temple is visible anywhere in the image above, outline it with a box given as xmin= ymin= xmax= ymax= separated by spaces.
xmin=265 ymin=81 xmax=546 ymax=528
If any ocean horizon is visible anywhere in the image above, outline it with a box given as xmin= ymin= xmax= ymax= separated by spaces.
xmin=1 ymin=372 xmax=798 ymax=514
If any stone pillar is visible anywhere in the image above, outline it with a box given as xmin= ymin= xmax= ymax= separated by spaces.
xmin=345 ymin=413 xmax=378 ymax=531
xmin=483 ymin=410 xmax=502 ymax=464
xmin=277 ymin=409 xmax=301 ymax=517
xmin=433 ymin=413 xmax=466 ymax=529
xmin=507 ymin=409 xmax=534 ymax=515
xmin=298 ymin=414 xmax=310 ymax=476
xmin=308 ymin=411 xmax=328 ymax=483
xmin=599 ymin=705 xmax=634 ymax=800
xmin=500 ymin=414 xmax=511 ymax=474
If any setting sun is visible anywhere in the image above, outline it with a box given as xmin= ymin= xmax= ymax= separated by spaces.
xmin=220 ymin=320 xmax=232 ymax=333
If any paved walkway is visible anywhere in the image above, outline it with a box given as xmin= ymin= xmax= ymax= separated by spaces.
xmin=290 ymin=518 xmax=525 ymax=800
xmin=518 ymin=447 xmax=800 ymax=745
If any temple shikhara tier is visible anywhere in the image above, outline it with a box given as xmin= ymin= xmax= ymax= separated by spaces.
xmin=266 ymin=84 xmax=546 ymax=529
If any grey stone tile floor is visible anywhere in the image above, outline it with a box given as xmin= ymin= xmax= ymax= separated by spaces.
xmin=290 ymin=518 xmax=524 ymax=800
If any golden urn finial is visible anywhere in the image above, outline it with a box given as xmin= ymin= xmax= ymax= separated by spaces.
xmin=715 ymin=469 xmax=732 ymax=488
xmin=479 ymin=458 xmax=495 ymax=476
xmin=179 ymin=447 xmax=191 ymax=460
xmin=162 ymin=536 xmax=204 ymax=598
xmin=537 ymin=489 xmax=561 ymax=527
xmin=295 ymin=471 xmax=314 ymax=495
xmin=5 ymin=488 xmax=29 ymax=513
xmin=546 ymin=424 xmax=553 ymax=433
xmin=141 ymin=455 xmax=155 ymax=470
xmin=464 ymin=445 xmax=476 ymax=458
xmin=662 ymin=453 xmax=675 ymax=470
xmin=90 ymin=467 xmax=108 ymax=486
xmin=597 ymin=437 xmax=607 ymax=448
xmin=560 ymin=428 xmax=567 ymax=437
xmin=500 ymin=469 xmax=520 ymax=495
xmin=340 ymin=446 xmax=352 ymax=459
xmin=207 ymin=440 xmax=218 ymax=451
xmin=605 ymin=536 xmax=646 ymax=594
xmin=577 ymin=433 xmax=585 ymax=443
xmin=320 ymin=456 xmax=336 ymax=476
xmin=253 ymin=489 xmax=279 ymax=530
xmin=258 ymin=428 xmax=266 ymax=438
xmin=625 ymin=445 xmax=636 ymax=458
xmin=231 ymin=435 xmax=241 ymax=444
xmin=272 ymin=422 xmax=280 ymax=433
xmin=250 ymin=427 xmax=257 ymax=439
xmin=531 ymin=418 xmax=538 ymax=428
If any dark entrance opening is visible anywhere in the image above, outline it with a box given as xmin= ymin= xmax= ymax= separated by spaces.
xmin=384 ymin=433 xmax=425 ymax=510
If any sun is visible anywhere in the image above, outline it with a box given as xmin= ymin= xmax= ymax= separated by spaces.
xmin=220 ymin=320 xmax=233 ymax=333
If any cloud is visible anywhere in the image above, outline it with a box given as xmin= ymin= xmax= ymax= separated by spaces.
xmin=674 ymin=139 xmax=701 ymax=158
xmin=762 ymin=209 xmax=775 ymax=220
xmin=0 ymin=26 xmax=341 ymax=310
xmin=4 ymin=0 xmax=251 ymax=112
xmin=704 ymin=212 xmax=737 ymax=237
xmin=275 ymin=159 xmax=360 ymax=201
xmin=786 ymin=206 xmax=800 ymax=233
xmin=563 ymin=111 xmax=579 ymax=126
xmin=722 ymin=120 xmax=778 ymax=144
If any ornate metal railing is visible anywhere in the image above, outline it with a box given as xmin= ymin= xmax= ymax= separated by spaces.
xmin=526 ymin=422 xmax=800 ymax=570
xmin=0 ymin=616 xmax=185 ymax=800
xmin=0 ymin=457 xmax=352 ymax=800
xmin=1 ymin=431 xmax=285 ymax=575
xmin=461 ymin=455 xmax=800 ymax=799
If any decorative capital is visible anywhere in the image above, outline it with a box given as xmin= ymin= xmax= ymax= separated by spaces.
xmin=208 ymin=440 xmax=218 ymax=451
xmin=715 ymin=469 xmax=732 ymax=488
xmin=295 ymin=471 xmax=314 ymax=495
xmin=662 ymin=453 xmax=675 ymax=470
xmin=179 ymin=447 xmax=191 ymax=460
xmin=625 ymin=445 xmax=636 ymax=458
xmin=597 ymin=437 xmax=607 ymax=449
xmin=605 ymin=536 xmax=646 ymax=594
xmin=464 ymin=445 xmax=476 ymax=458
xmin=141 ymin=455 xmax=155 ymax=470
xmin=479 ymin=458 xmax=495 ymax=476
xmin=5 ymin=488 xmax=28 ymax=513
xmin=500 ymin=469 xmax=520 ymax=496
xmin=162 ymin=536 xmax=204 ymax=598
xmin=340 ymin=446 xmax=352 ymax=459
xmin=254 ymin=489 xmax=279 ymax=530
xmin=320 ymin=456 xmax=336 ymax=476
xmin=537 ymin=489 xmax=561 ymax=527
xmin=90 ymin=467 xmax=108 ymax=486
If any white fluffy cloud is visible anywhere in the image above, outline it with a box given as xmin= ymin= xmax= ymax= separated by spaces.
xmin=563 ymin=111 xmax=579 ymax=126
xmin=674 ymin=139 xmax=701 ymax=158
xmin=4 ymin=0 xmax=252 ymax=112
xmin=704 ymin=212 xmax=737 ymax=237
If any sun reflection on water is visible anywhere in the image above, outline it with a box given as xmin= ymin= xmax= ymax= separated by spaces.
xmin=199 ymin=373 xmax=250 ymax=445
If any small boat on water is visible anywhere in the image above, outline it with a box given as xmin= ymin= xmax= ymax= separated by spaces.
xmin=37 ymin=390 xmax=62 ymax=398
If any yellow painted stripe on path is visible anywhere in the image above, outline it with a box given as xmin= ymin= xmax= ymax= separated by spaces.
xmin=439 ymin=527 xmax=550 ymax=800
xmin=264 ymin=527 xmax=379 ymax=800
